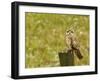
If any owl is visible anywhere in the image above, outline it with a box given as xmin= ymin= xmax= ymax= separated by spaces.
xmin=65 ymin=30 xmax=83 ymax=59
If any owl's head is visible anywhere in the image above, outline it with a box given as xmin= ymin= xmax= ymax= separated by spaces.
xmin=66 ymin=29 xmax=74 ymax=36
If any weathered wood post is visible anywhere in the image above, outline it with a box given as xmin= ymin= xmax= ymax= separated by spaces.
xmin=58 ymin=50 xmax=74 ymax=66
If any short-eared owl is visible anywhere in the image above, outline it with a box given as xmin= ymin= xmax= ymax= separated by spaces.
xmin=65 ymin=30 xmax=83 ymax=59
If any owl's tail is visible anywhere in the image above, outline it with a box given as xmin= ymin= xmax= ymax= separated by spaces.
xmin=75 ymin=49 xmax=83 ymax=60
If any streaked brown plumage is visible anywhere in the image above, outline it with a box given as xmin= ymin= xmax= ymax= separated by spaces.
xmin=65 ymin=30 xmax=83 ymax=59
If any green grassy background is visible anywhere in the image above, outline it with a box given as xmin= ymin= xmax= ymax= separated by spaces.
xmin=25 ymin=12 xmax=90 ymax=68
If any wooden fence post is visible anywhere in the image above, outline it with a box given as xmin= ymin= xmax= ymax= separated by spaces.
xmin=58 ymin=50 xmax=74 ymax=66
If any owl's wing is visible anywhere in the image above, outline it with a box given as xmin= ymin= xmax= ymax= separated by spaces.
xmin=72 ymin=35 xmax=80 ymax=49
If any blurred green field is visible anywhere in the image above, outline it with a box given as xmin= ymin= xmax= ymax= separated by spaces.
xmin=25 ymin=12 xmax=90 ymax=68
